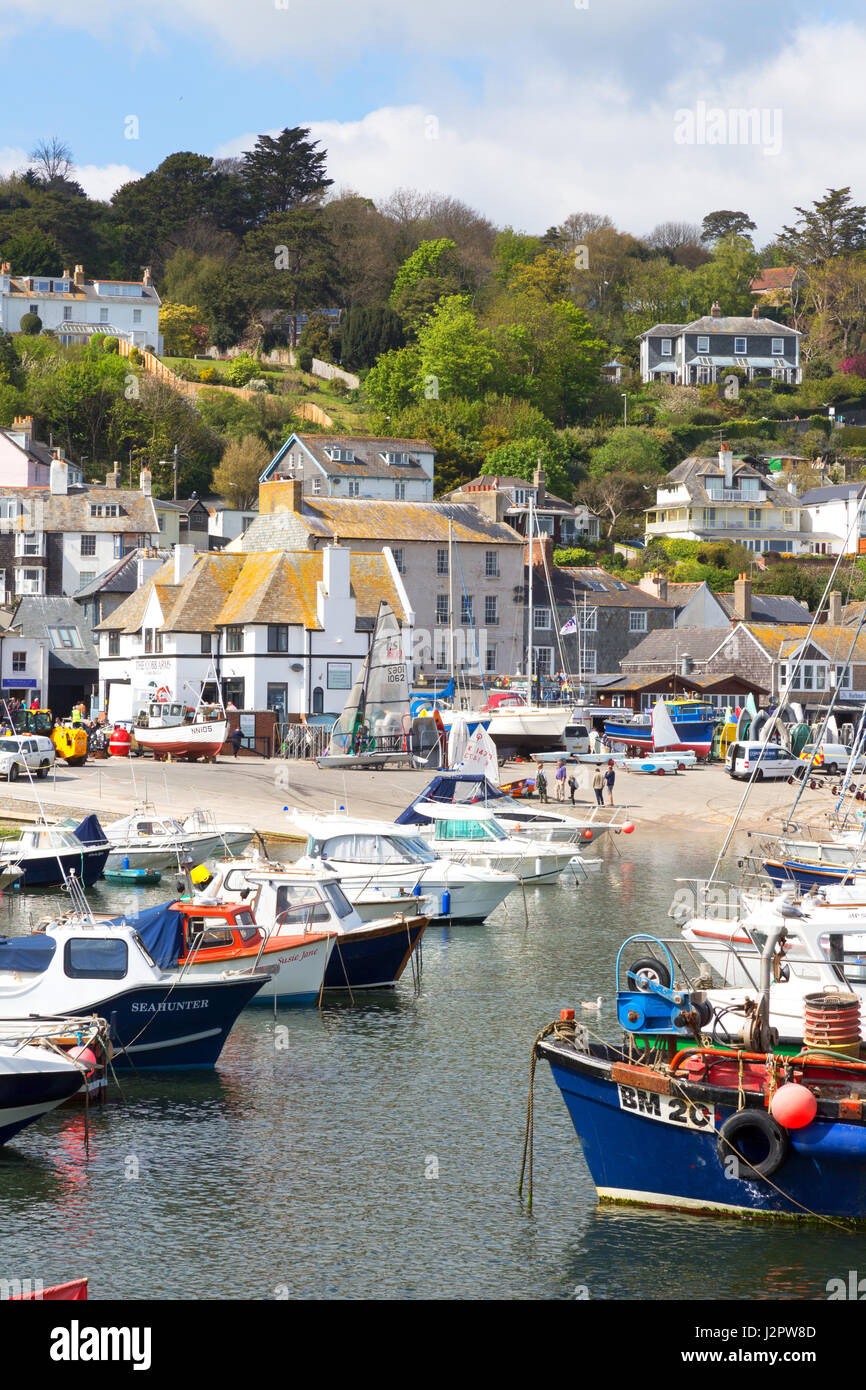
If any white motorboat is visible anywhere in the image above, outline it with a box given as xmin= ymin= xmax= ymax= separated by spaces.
xmin=198 ymin=858 xmax=429 ymax=989
xmin=396 ymin=772 xmax=625 ymax=843
xmin=412 ymin=803 xmax=576 ymax=884
xmin=0 ymin=1037 xmax=87 ymax=1145
xmin=0 ymin=817 xmax=109 ymax=889
xmin=104 ymin=806 xmax=255 ymax=871
xmin=286 ymin=811 xmax=520 ymax=921
xmin=0 ymin=917 xmax=266 ymax=1068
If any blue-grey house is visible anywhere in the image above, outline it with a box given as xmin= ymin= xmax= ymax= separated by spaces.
xmin=638 ymin=302 xmax=801 ymax=386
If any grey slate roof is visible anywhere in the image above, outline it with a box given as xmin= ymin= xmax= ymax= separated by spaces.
xmin=11 ymin=596 xmax=97 ymax=673
xmin=535 ymin=565 xmax=675 ymax=610
xmin=267 ymin=433 xmax=434 ymax=482
xmin=799 ymin=484 xmax=866 ymax=505
xmin=73 ymin=548 xmax=170 ymax=599
xmin=622 ymin=627 xmax=731 ymax=667
xmin=640 ymin=314 xmax=799 ymax=339
xmin=659 ymin=456 xmax=796 ymax=509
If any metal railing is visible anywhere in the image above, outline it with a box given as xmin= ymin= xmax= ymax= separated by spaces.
xmin=275 ymin=723 xmax=331 ymax=759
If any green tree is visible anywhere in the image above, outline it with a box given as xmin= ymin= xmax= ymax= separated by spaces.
xmin=481 ymin=435 xmax=575 ymax=498
xmin=780 ymin=187 xmax=866 ymax=266
xmin=240 ymin=128 xmax=333 ymax=222
xmin=494 ymin=296 xmax=607 ymax=425
xmin=340 ymin=305 xmax=405 ymax=369
xmin=686 ymin=235 xmax=760 ymax=317
xmin=491 ymin=227 xmax=543 ymax=283
xmin=588 ymin=426 xmax=673 ymax=478
xmin=416 ymin=295 xmax=498 ymax=401
xmin=212 ymin=434 xmax=270 ymax=508
xmin=390 ymin=237 xmax=461 ymax=329
xmin=0 ymin=225 xmax=62 ymax=275
xmin=242 ymin=208 xmax=339 ymax=346
xmin=364 ymin=346 xmax=423 ymax=414
xmin=159 ymin=302 xmax=202 ymax=357
xmin=700 ymin=210 xmax=756 ymax=245
xmin=297 ymin=312 xmax=337 ymax=363
xmin=19 ymin=312 xmax=42 ymax=335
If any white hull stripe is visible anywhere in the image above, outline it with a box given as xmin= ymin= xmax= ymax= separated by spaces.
xmin=596 ymin=1186 xmax=802 ymax=1219
xmin=125 ymin=1027 xmax=221 ymax=1055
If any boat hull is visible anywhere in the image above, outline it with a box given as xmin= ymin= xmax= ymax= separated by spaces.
xmin=133 ymin=720 xmax=227 ymax=759
xmin=340 ymin=871 xmax=515 ymax=923
xmin=0 ymin=1051 xmax=83 ymax=1145
xmin=58 ymin=976 xmax=264 ymax=1069
xmin=4 ymin=846 xmax=109 ymax=889
xmin=763 ymin=858 xmax=860 ymax=891
xmin=603 ymin=718 xmax=715 ymax=757
xmin=542 ymin=1040 xmax=866 ymax=1221
xmin=324 ymin=917 xmax=427 ymax=989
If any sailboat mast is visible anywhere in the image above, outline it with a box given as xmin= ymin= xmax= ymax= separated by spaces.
xmin=448 ymin=517 xmax=455 ymax=692
xmin=527 ymin=492 xmax=534 ymax=700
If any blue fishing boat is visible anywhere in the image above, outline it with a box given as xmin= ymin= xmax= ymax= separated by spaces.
xmin=603 ymin=698 xmax=718 ymax=756
xmin=762 ymin=857 xmax=859 ymax=892
xmin=530 ymin=934 xmax=866 ymax=1223
xmin=0 ymin=815 xmax=109 ymax=889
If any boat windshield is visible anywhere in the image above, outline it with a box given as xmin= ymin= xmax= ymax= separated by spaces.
xmin=322 ymin=882 xmax=355 ymax=919
xmin=314 ymin=832 xmax=433 ymax=865
xmin=434 ymin=818 xmax=506 ymax=842
xmin=392 ymin=835 xmax=436 ymax=863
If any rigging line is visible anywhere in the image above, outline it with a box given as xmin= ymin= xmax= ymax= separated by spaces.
xmin=786 ymin=579 xmax=866 ymax=823
xmin=452 ymin=538 xmax=489 ymax=702
xmin=707 ymin=499 xmax=866 ymax=889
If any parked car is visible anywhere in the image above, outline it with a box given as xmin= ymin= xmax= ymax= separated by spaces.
xmin=561 ymin=722 xmax=592 ymax=756
xmin=798 ymin=743 xmax=866 ymax=776
xmin=726 ymin=741 xmax=802 ymax=781
xmin=0 ymin=735 xmax=55 ymax=782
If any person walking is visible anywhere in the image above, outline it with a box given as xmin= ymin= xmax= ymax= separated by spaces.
xmin=592 ymin=765 xmax=605 ymax=807
xmin=567 ymin=772 xmax=577 ymax=805
xmin=604 ymin=758 xmax=616 ymax=806
xmin=535 ymin=763 xmax=548 ymax=804
xmin=230 ymin=725 xmax=243 ymax=758
xmin=554 ymin=758 xmax=567 ymax=802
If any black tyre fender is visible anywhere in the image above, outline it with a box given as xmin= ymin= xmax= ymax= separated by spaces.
xmin=8 ymin=762 xmax=19 ymax=782
xmin=754 ymin=768 xmax=763 ymax=782
xmin=626 ymin=956 xmax=672 ymax=992
xmin=717 ymin=1109 xmax=789 ymax=1179
xmin=827 ymin=763 xmax=838 ymax=776
xmin=36 ymin=762 xmax=49 ymax=779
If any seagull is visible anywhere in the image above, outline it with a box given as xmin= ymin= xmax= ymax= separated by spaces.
xmin=581 ymin=996 xmax=603 ymax=1011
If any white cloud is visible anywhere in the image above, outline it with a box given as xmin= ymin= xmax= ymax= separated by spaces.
xmin=215 ymin=22 xmax=866 ymax=241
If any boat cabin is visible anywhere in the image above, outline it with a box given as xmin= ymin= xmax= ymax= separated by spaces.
xmin=203 ymin=863 xmax=361 ymax=932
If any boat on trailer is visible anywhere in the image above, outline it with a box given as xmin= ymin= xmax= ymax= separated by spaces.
xmin=604 ymin=697 xmax=718 ymax=757
xmin=132 ymin=701 xmax=227 ymax=761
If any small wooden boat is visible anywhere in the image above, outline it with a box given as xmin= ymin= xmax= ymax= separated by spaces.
xmin=103 ymin=867 xmax=162 ymax=886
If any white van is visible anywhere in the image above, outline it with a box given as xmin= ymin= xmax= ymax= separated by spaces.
xmin=562 ymin=721 xmax=592 ymax=756
xmin=799 ymin=743 xmax=866 ymax=776
xmin=726 ymin=741 xmax=802 ymax=780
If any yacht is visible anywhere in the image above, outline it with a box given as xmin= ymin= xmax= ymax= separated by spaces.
xmin=287 ymin=810 xmax=520 ymax=921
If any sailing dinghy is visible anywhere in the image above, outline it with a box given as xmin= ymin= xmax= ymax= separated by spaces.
xmin=317 ymin=602 xmax=418 ymax=769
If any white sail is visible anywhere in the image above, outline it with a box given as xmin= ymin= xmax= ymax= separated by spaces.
xmin=447 ymin=716 xmax=470 ymax=769
xmin=325 ymin=602 xmax=408 ymax=758
xmin=454 ymin=723 xmax=500 ymax=783
xmin=651 ymin=698 xmax=680 ymax=749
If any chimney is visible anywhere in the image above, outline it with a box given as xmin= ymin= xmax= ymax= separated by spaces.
xmin=680 ymin=654 xmax=693 ymax=677
xmin=733 ymin=572 xmax=752 ymax=622
xmin=639 ymin=570 xmax=668 ymax=602
xmin=73 ymin=264 xmax=85 ymax=289
xmin=524 ymin=535 xmax=553 ymax=570
xmin=49 ymin=457 xmax=68 ymax=496
xmin=0 ymin=261 xmax=10 ymax=276
xmin=828 ymin=589 xmax=843 ymax=624
xmin=323 ymin=543 xmax=351 ymax=598
xmin=710 ymin=301 xmax=722 ymax=318
xmin=173 ymin=543 xmax=195 ymax=585
xmin=752 ymin=303 xmax=760 ymax=319
xmin=533 ymin=464 xmax=546 ymax=507
xmin=142 ymin=266 xmax=153 ymax=287
xmin=105 ymin=466 xmax=120 ymax=489
xmin=719 ymin=443 xmax=733 ymax=488
xmin=140 ymin=466 xmax=152 ymax=497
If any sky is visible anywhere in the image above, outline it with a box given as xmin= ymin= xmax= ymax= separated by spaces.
xmin=0 ymin=0 xmax=864 ymax=242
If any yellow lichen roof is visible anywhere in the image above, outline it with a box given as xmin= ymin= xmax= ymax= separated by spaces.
xmin=216 ymin=551 xmax=407 ymax=627
xmin=166 ymin=553 xmax=246 ymax=632
xmin=303 ymin=498 xmax=522 ymax=544
xmin=744 ymin=622 xmax=866 ymax=664
xmin=96 ymin=557 xmax=175 ymax=632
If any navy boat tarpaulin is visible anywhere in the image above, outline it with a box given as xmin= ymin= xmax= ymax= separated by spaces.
xmin=105 ymin=903 xmax=185 ymax=969
xmin=73 ymin=814 xmax=108 ymax=845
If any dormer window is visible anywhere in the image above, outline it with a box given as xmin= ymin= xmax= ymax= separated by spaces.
xmin=381 ymin=451 xmax=407 ymax=465
xmin=326 ymin=446 xmax=355 ymax=462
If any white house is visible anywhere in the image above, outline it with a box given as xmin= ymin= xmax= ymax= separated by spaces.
xmin=96 ymin=543 xmax=413 ymax=720
xmin=645 ymin=446 xmax=821 ymax=555
xmin=260 ymin=433 xmax=435 ymax=501
xmin=0 ymin=617 xmax=47 ymax=707
xmin=0 ymin=263 xmax=162 ymax=353
xmin=797 ymin=483 xmax=866 ymax=556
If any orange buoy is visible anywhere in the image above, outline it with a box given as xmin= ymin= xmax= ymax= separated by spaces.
xmin=583 ymin=829 xmax=593 ymax=841
xmin=770 ymin=1082 xmax=818 ymax=1130
xmin=621 ymin=822 xmax=635 ymax=834
xmin=560 ymin=1008 xmax=575 ymax=1021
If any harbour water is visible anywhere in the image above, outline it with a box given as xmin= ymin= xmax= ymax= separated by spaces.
xmin=0 ymin=832 xmax=859 ymax=1300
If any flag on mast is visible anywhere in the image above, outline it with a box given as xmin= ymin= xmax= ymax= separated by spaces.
xmin=560 ymin=616 xmax=577 ymax=635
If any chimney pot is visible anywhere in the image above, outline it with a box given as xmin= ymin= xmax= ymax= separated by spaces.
xmin=752 ymin=303 xmax=760 ymax=318
xmin=828 ymin=590 xmax=843 ymax=624
xmin=710 ymin=301 xmax=722 ymax=318
xmin=140 ymin=466 xmax=152 ymax=497
xmin=734 ymin=572 xmax=752 ymax=622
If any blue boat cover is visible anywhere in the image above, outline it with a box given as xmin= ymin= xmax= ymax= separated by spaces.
xmin=395 ymin=773 xmax=508 ymax=824
xmin=74 ymin=814 xmax=107 ymax=846
xmin=0 ymin=933 xmax=57 ymax=973
xmin=105 ymin=903 xmax=185 ymax=970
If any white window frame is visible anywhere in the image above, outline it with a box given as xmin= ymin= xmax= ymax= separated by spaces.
xmin=771 ymin=338 xmax=784 ymax=356
xmin=533 ymin=646 xmax=553 ymax=676
xmin=696 ymin=336 xmax=710 ymax=354
xmin=660 ymin=338 xmax=672 ymax=356
xmin=734 ymin=336 xmax=747 ymax=355
xmin=629 ymin=609 xmax=648 ymax=633
xmin=533 ymin=606 xmax=551 ymax=630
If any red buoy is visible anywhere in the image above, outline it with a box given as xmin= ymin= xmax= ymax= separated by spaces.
xmin=583 ymin=829 xmax=593 ymax=841
xmin=621 ymin=822 xmax=635 ymax=834
xmin=770 ymin=1082 xmax=817 ymax=1130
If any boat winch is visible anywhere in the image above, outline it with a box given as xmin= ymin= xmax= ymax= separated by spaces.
xmin=615 ymin=936 xmax=710 ymax=1036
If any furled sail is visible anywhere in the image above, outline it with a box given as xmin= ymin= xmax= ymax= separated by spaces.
xmin=326 ymin=602 xmax=409 ymax=758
